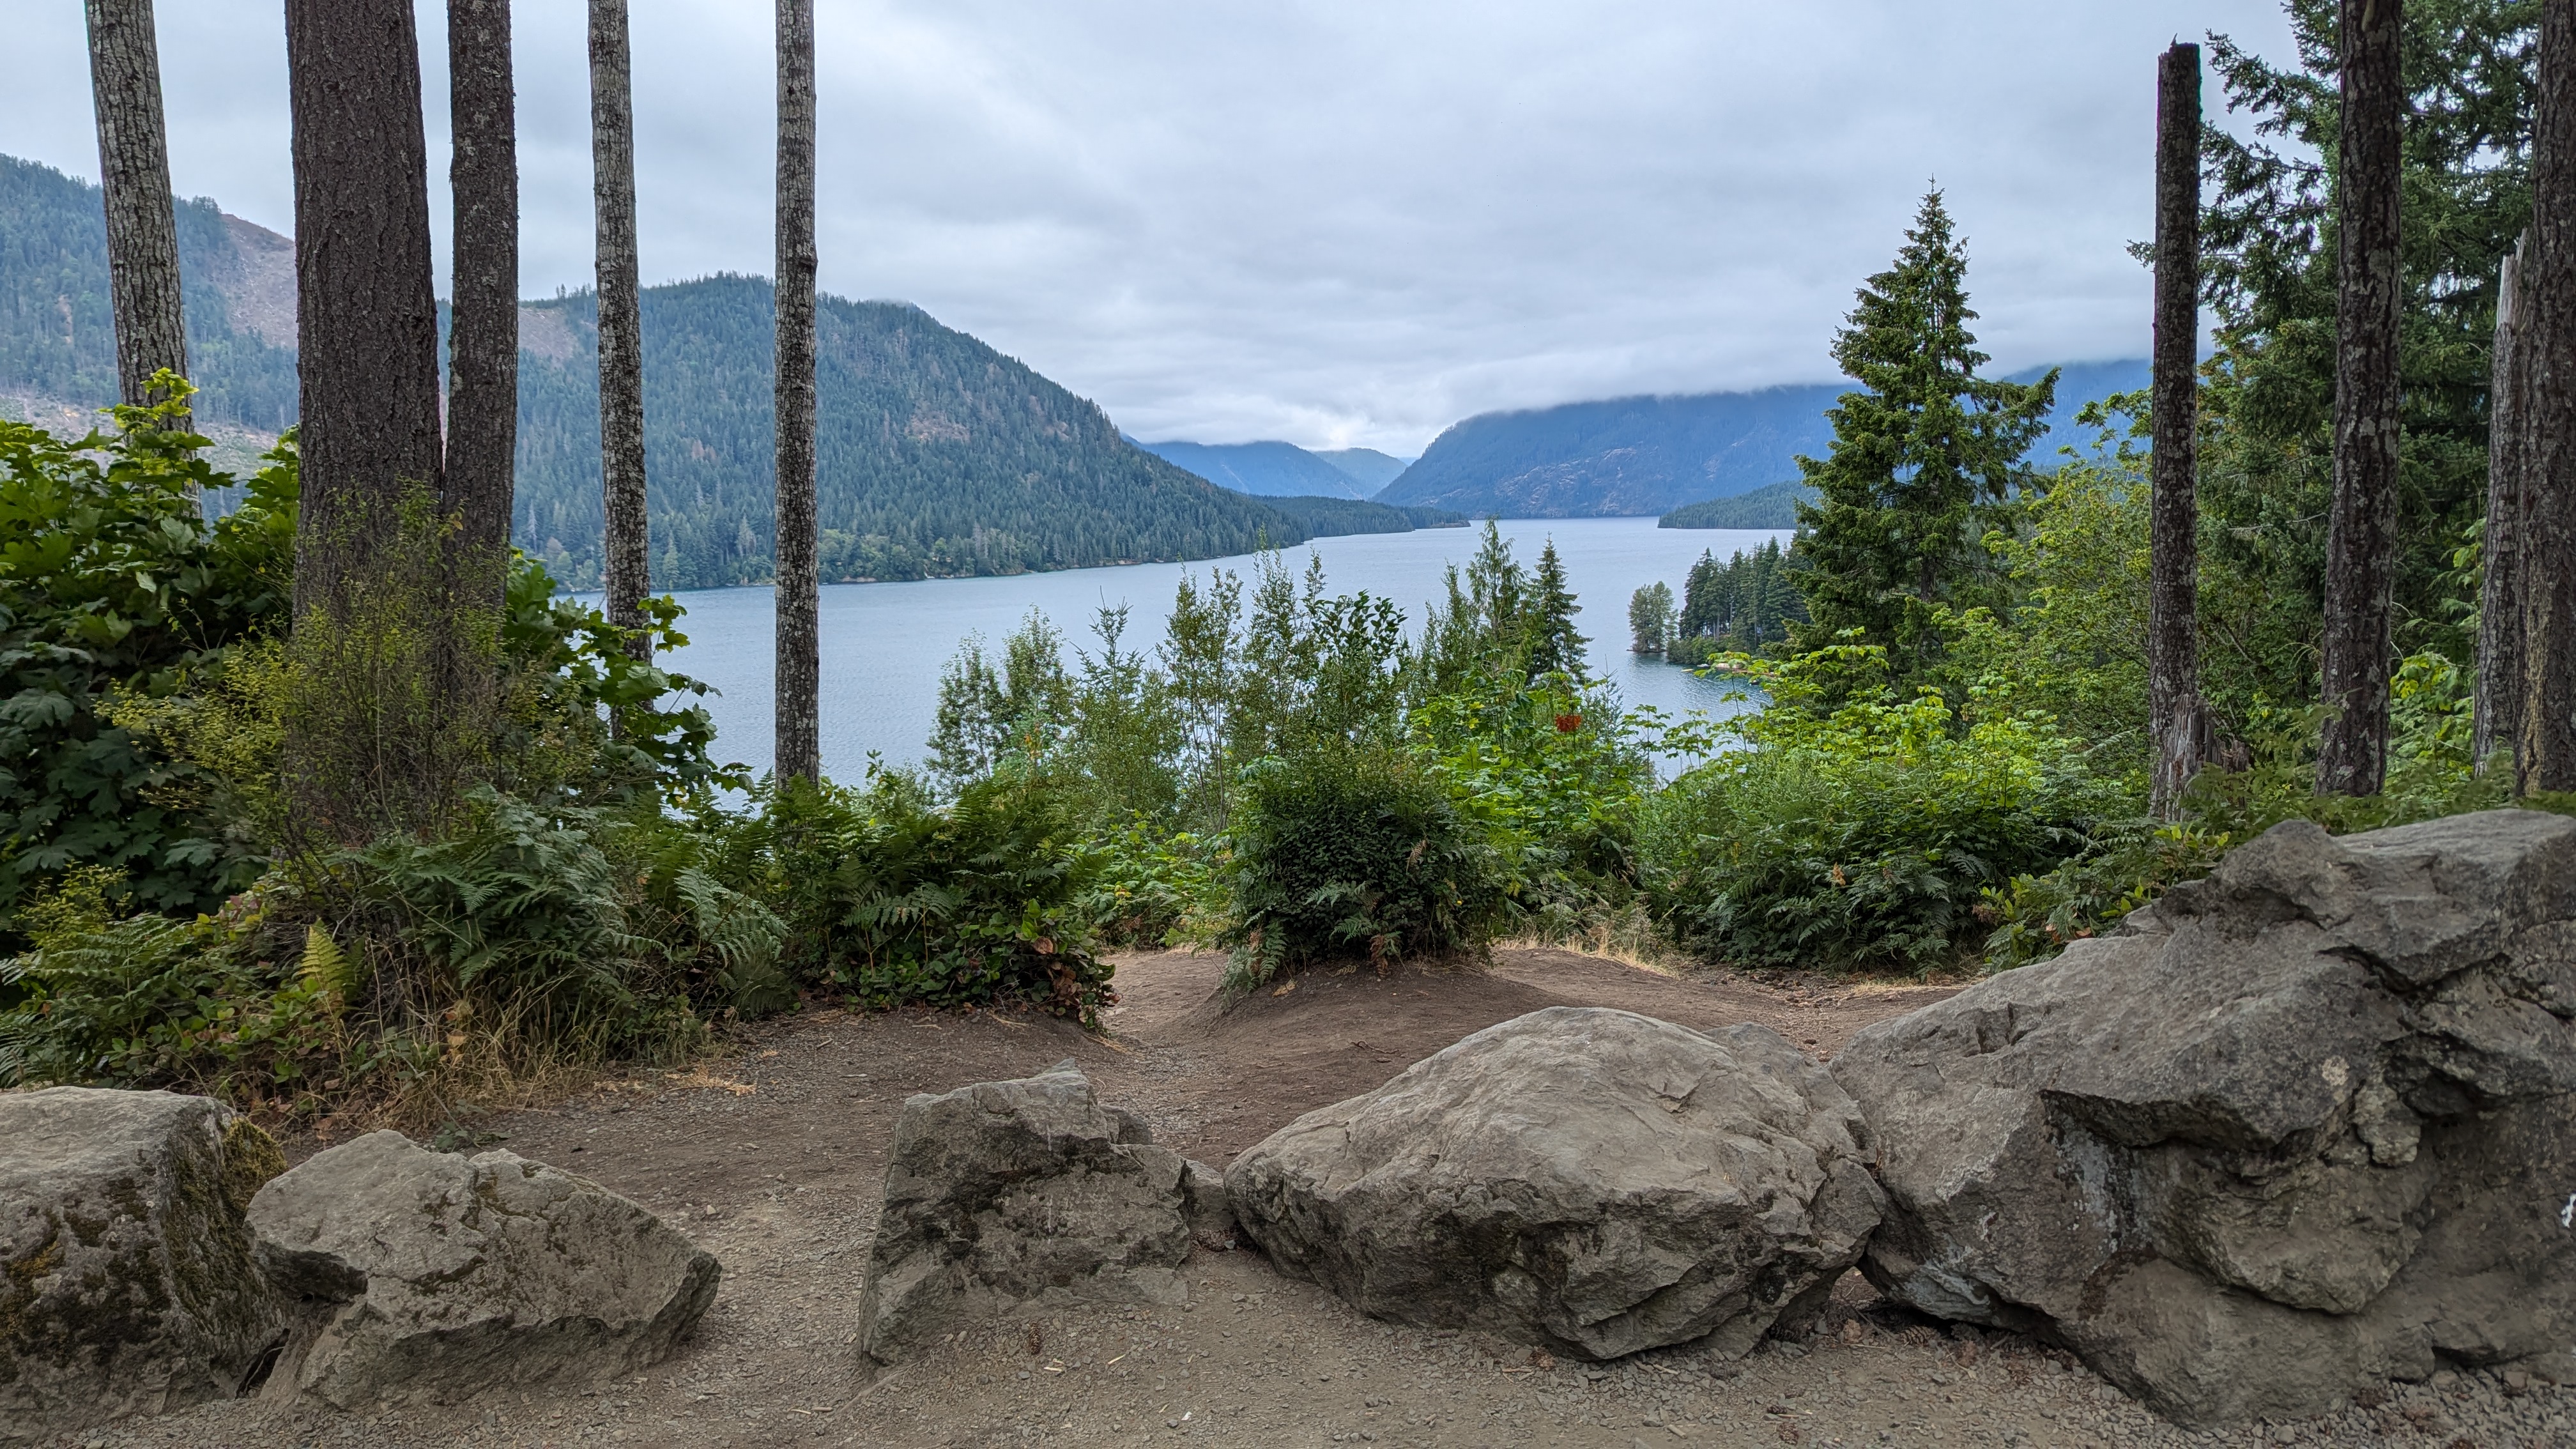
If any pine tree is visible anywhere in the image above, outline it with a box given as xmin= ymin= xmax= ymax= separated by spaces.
xmin=772 ymin=0 xmax=820 ymax=781
xmin=2316 ymin=0 xmax=2406 ymax=797
xmin=445 ymin=0 xmax=517 ymax=611
xmin=1524 ymin=539 xmax=1585 ymax=680
xmin=589 ymin=0 xmax=648 ymax=657
xmin=1790 ymin=190 xmax=2056 ymax=671
xmin=1629 ymin=581 xmax=1674 ymax=654
xmin=84 ymin=0 xmax=186 ymax=409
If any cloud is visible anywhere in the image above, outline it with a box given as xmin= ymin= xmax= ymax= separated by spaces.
xmin=0 ymin=0 xmax=2297 ymax=452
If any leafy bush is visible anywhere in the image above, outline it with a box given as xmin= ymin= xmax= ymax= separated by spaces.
xmin=1081 ymin=818 xmax=1222 ymax=947
xmin=0 ymin=790 xmax=789 ymax=1107
xmin=0 ymin=386 xmax=293 ymax=937
xmin=1641 ymin=643 xmax=2115 ymax=973
xmin=707 ymin=766 xmax=1112 ymax=1020
xmin=1220 ymin=745 xmax=1508 ymax=984
xmin=1979 ymin=653 xmax=2524 ymax=972
xmin=1407 ymin=673 xmax=1671 ymax=940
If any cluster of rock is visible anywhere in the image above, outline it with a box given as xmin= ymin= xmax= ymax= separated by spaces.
xmin=1837 ymin=810 xmax=2576 ymax=1424
xmin=854 ymin=809 xmax=2576 ymax=1429
xmin=2 ymin=1094 xmax=717 ymax=1443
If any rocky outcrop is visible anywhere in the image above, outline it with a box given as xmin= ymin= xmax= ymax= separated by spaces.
xmin=1834 ymin=810 xmax=2576 ymax=1425
xmin=857 ymin=1060 xmax=1214 ymax=1369
xmin=1226 ymin=1006 xmax=1883 ymax=1361
xmin=247 ymin=1131 xmax=718 ymax=1407
xmin=0 ymin=1088 xmax=286 ymax=1441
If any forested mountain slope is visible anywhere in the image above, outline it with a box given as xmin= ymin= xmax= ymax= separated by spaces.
xmin=1380 ymin=360 xmax=2152 ymax=518
xmin=1130 ymin=438 xmax=1372 ymax=499
xmin=0 ymin=154 xmax=297 ymax=431
xmin=510 ymin=277 xmax=1301 ymax=588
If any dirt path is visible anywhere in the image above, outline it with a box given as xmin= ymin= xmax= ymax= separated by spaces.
xmin=89 ymin=950 xmax=2573 ymax=1449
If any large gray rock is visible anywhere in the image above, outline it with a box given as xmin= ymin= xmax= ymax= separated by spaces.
xmin=247 ymin=1130 xmax=719 ymax=1407
xmin=0 ymin=1087 xmax=286 ymax=1441
xmin=1225 ymin=1006 xmax=1884 ymax=1361
xmin=857 ymin=1059 xmax=1216 ymax=1369
xmin=1834 ymin=810 xmax=2576 ymax=1425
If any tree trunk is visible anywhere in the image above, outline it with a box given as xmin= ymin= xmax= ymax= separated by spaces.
xmin=2476 ymin=232 xmax=2530 ymax=772
xmin=590 ymin=0 xmax=650 ymax=657
xmin=283 ymin=0 xmax=456 ymax=841
xmin=2525 ymin=0 xmax=2576 ymax=792
xmin=84 ymin=0 xmax=187 ymax=408
xmin=446 ymin=0 xmax=518 ymax=611
xmin=772 ymin=0 xmax=820 ymax=783
xmin=2149 ymin=41 xmax=2208 ymax=820
xmin=2317 ymin=0 xmax=2405 ymax=798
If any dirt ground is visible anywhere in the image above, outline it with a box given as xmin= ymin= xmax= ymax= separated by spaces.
xmin=69 ymin=949 xmax=2576 ymax=1449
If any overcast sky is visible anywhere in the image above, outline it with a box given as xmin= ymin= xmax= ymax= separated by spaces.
xmin=2 ymin=1 xmax=2296 ymax=454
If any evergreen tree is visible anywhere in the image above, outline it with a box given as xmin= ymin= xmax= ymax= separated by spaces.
xmin=1629 ymin=581 xmax=1674 ymax=654
xmin=1790 ymin=190 xmax=2056 ymax=670
xmin=1524 ymin=539 xmax=1586 ymax=679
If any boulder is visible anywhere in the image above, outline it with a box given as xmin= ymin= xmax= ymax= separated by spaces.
xmin=1834 ymin=811 xmax=2576 ymax=1425
xmin=0 ymin=1087 xmax=286 ymax=1442
xmin=857 ymin=1059 xmax=1209 ymax=1368
xmin=247 ymin=1130 xmax=719 ymax=1407
xmin=1225 ymin=1006 xmax=1884 ymax=1361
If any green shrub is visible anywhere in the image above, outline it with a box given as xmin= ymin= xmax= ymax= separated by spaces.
xmin=1219 ymin=745 xmax=1507 ymax=984
xmin=0 ymin=387 xmax=293 ymax=938
xmin=1979 ymin=654 xmax=2527 ymax=972
xmin=1641 ymin=643 xmax=2115 ymax=973
xmin=1081 ymin=818 xmax=1222 ymax=947
xmin=1406 ymin=673 xmax=1667 ymax=940
xmin=707 ymin=765 xmax=1112 ymax=1020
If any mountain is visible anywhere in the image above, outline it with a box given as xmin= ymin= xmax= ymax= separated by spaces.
xmin=0 ymin=153 xmax=298 ymax=432
xmin=1257 ymin=494 xmax=1464 ymax=537
xmin=1130 ymin=438 xmax=1370 ymax=500
xmin=1377 ymin=360 xmax=2155 ymax=518
xmin=1660 ymin=480 xmax=1814 ymax=530
xmin=511 ymin=278 xmax=1303 ymax=588
xmin=1312 ymin=447 xmax=1413 ymax=491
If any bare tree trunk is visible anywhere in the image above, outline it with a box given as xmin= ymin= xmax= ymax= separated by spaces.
xmin=84 ymin=0 xmax=187 ymax=408
xmin=772 ymin=0 xmax=820 ymax=784
xmin=283 ymin=0 xmax=455 ymax=840
xmin=2476 ymin=232 xmax=2531 ymax=772
xmin=2525 ymin=0 xmax=2576 ymax=792
xmin=2317 ymin=0 xmax=2405 ymax=798
xmin=590 ymin=0 xmax=650 ymax=658
xmin=2149 ymin=41 xmax=2208 ymax=820
xmin=446 ymin=0 xmax=518 ymax=612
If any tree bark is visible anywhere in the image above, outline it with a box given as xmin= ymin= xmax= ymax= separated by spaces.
xmin=2525 ymin=0 xmax=2576 ymax=792
xmin=2476 ymin=232 xmax=2530 ymax=772
xmin=772 ymin=0 xmax=820 ymax=783
xmin=590 ymin=0 xmax=650 ymax=657
xmin=84 ymin=0 xmax=187 ymax=408
xmin=283 ymin=0 xmax=454 ymax=839
xmin=446 ymin=0 xmax=518 ymax=610
xmin=2317 ymin=0 xmax=2405 ymax=798
xmin=2149 ymin=42 xmax=2207 ymax=820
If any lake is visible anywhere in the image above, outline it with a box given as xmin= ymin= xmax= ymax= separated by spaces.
xmin=641 ymin=516 xmax=1791 ymax=781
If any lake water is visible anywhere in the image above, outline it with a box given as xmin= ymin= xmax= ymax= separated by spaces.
xmin=643 ymin=517 xmax=1791 ymax=781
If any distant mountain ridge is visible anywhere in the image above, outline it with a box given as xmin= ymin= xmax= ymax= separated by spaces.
xmin=1378 ymin=359 xmax=2154 ymax=518
xmin=0 ymin=153 xmax=298 ymax=431
xmin=1131 ymin=438 xmax=1370 ymax=499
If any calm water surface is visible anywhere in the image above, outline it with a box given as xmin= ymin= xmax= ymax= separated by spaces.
xmin=643 ymin=517 xmax=1790 ymax=780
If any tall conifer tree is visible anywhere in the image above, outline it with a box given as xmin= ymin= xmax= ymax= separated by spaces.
xmin=772 ymin=0 xmax=820 ymax=783
xmin=1524 ymin=540 xmax=1585 ymax=680
xmin=2149 ymin=42 xmax=2208 ymax=819
xmin=2524 ymin=0 xmax=2576 ymax=791
xmin=2316 ymin=0 xmax=2405 ymax=797
xmin=84 ymin=0 xmax=186 ymax=410
xmin=446 ymin=0 xmax=518 ymax=611
xmin=1791 ymin=191 xmax=2055 ymax=671
xmin=590 ymin=0 xmax=649 ymax=657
